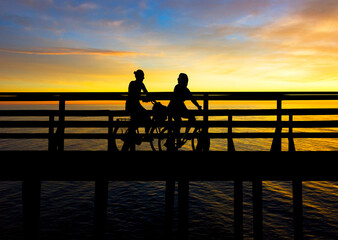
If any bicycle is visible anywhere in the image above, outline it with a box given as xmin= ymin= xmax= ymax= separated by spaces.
xmin=111 ymin=101 xmax=209 ymax=151
xmin=111 ymin=101 xmax=167 ymax=151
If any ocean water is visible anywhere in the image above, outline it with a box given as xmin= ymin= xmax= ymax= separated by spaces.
xmin=0 ymin=101 xmax=338 ymax=239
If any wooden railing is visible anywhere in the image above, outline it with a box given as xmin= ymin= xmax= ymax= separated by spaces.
xmin=1 ymin=92 xmax=338 ymax=152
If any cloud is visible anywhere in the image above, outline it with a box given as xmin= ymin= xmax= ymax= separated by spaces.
xmin=0 ymin=47 xmax=148 ymax=57
xmin=17 ymin=0 xmax=54 ymax=9
xmin=160 ymin=0 xmax=271 ymax=24
xmin=231 ymin=0 xmax=338 ymax=58
xmin=63 ymin=2 xmax=100 ymax=11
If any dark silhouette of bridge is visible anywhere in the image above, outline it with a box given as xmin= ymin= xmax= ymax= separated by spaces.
xmin=0 ymin=92 xmax=338 ymax=239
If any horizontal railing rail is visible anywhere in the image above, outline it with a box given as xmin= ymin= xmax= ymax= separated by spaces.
xmin=1 ymin=91 xmax=338 ymax=101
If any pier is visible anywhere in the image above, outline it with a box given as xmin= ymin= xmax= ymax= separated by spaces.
xmin=0 ymin=92 xmax=338 ymax=239
xmin=1 ymin=91 xmax=338 ymax=152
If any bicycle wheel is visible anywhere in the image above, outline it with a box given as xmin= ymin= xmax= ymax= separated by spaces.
xmin=112 ymin=126 xmax=129 ymax=151
xmin=149 ymin=126 xmax=162 ymax=151
xmin=111 ymin=118 xmax=137 ymax=151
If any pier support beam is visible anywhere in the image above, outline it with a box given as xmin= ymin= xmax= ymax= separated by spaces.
xmin=293 ymin=179 xmax=303 ymax=240
xmin=178 ymin=179 xmax=189 ymax=240
xmin=94 ymin=180 xmax=109 ymax=239
xmin=165 ymin=180 xmax=175 ymax=239
xmin=234 ymin=179 xmax=243 ymax=240
xmin=22 ymin=180 xmax=41 ymax=240
xmin=253 ymin=179 xmax=263 ymax=240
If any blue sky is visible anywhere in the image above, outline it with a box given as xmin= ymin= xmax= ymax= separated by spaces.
xmin=1 ymin=0 xmax=338 ymax=91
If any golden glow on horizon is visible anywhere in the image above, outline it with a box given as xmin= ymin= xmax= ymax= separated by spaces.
xmin=0 ymin=101 xmax=123 ymax=105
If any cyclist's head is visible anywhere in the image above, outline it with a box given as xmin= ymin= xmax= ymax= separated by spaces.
xmin=178 ymin=73 xmax=188 ymax=87
xmin=134 ymin=69 xmax=144 ymax=81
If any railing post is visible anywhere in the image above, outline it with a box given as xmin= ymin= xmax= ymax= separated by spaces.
xmin=293 ymin=178 xmax=303 ymax=240
xmin=289 ymin=114 xmax=296 ymax=152
xmin=197 ymin=93 xmax=210 ymax=151
xmin=94 ymin=180 xmax=109 ymax=239
xmin=253 ymin=179 xmax=263 ymax=240
xmin=203 ymin=93 xmax=208 ymax=125
xmin=22 ymin=180 xmax=41 ymax=240
xmin=271 ymin=98 xmax=282 ymax=152
xmin=234 ymin=179 xmax=243 ymax=240
xmin=107 ymin=114 xmax=112 ymax=152
xmin=228 ymin=114 xmax=235 ymax=152
xmin=48 ymin=115 xmax=56 ymax=151
xmin=107 ymin=114 xmax=117 ymax=152
xmin=57 ymin=99 xmax=65 ymax=151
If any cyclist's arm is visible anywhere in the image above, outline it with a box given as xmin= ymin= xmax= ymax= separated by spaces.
xmin=192 ymin=99 xmax=202 ymax=110
xmin=187 ymin=89 xmax=202 ymax=110
xmin=141 ymin=83 xmax=152 ymax=102
xmin=141 ymin=83 xmax=148 ymax=94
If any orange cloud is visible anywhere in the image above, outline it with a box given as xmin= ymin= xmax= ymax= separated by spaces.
xmin=251 ymin=0 xmax=338 ymax=55
xmin=0 ymin=47 xmax=148 ymax=57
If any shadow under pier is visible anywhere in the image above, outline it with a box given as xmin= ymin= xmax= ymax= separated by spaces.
xmin=2 ymin=151 xmax=338 ymax=240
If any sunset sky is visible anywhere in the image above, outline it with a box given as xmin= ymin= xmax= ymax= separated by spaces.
xmin=1 ymin=0 xmax=338 ymax=92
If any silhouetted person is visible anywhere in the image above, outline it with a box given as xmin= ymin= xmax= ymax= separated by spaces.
xmin=124 ymin=69 xmax=151 ymax=150
xmin=168 ymin=73 xmax=202 ymax=147
xmin=126 ymin=69 xmax=149 ymax=112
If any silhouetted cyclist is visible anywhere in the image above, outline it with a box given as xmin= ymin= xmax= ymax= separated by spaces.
xmin=168 ymin=73 xmax=202 ymax=147
xmin=124 ymin=69 xmax=151 ymax=148
xmin=126 ymin=69 xmax=151 ymax=125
